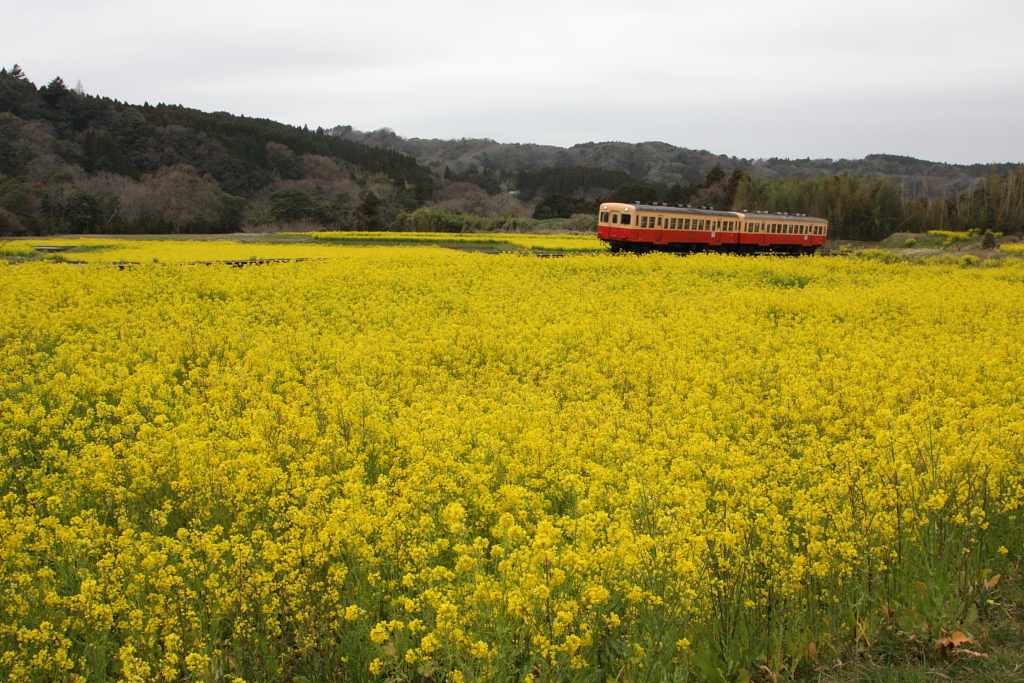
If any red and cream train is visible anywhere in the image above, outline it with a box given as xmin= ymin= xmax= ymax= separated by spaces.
xmin=597 ymin=202 xmax=828 ymax=254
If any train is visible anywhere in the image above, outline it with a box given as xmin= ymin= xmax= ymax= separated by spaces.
xmin=597 ymin=202 xmax=828 ymax=254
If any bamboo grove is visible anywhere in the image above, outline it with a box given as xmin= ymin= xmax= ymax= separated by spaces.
xmin=1 ymin=249 xmax=1023 ymax=682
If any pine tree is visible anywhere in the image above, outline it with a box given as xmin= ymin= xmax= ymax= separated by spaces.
xmin=725 ymin=169 xmax=747 ymax=208
xmin=702 ymin=165 xmax=726 ymax=188
xmin=354 ymin=191 xmax=383 ymax=230
xmin=40 ymin=76 xmax=69 ymax=108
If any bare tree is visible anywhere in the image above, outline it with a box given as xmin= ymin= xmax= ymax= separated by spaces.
xmin=147 ymin=165 xmax=221 ymax=233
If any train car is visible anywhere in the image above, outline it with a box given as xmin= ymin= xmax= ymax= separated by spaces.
xmin=597 ymin=202 xmax=828 ymax=254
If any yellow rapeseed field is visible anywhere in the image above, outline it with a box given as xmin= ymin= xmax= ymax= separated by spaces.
xmin=4 ymin=233 xmax=605 ymax=265
xmin=308 ymin=232 xmax=606 ymax=252
xmin=1 ymin=249 xmax=1022 ymax=682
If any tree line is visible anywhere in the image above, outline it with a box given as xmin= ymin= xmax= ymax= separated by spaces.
xmin=3 ymin=64 xmax=1021 ymax=240
xmin=574 ymin=165 xmax=1024 ymax=240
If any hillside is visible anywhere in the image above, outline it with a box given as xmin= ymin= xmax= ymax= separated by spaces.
xmin=0 ymin=66 xmax=437 ymax=235
xmin=329 ymin=126 xmax=1021 ymax=198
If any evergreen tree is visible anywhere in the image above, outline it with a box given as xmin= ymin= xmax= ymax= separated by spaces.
xmin=269 ymin=188 xmax=315 ymax=222
xmin=40 ymin=76 xmax=69 ymax=108
xmin=724 ymin=169 xmax=747 ymax=208
xmin=84 ymin=131 xmax=140 ymax=179
xmin=354 ymin=190 xmax=383 ymax=230
xmin=608 ymin=183 xmax=660 ymax=204
xmin=665 ymin=183 xmax=684 ymax=205
xmin=532 ymin=194 xmax=595 ymax=220
xmin=702 ymin=165 xmax=726 ymax=188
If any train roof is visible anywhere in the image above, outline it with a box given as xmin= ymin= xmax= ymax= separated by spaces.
xmin=602 ymin=202 xmax=827 ymax=224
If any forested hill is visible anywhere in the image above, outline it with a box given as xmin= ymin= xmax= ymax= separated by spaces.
xmin=0 ymin=70 xmax=434 ymax=196
xmin=0 ymin=66 xmax=436 ymax=234
xmin=329 ymin=126 xmax=1020 ymax=199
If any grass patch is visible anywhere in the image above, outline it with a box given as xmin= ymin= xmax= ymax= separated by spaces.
xmin=818 ymin=573 xmax=1024 ymax=683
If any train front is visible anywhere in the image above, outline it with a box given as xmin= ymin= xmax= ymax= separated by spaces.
xmin=596 ymin=203 xmax=636 ymax=248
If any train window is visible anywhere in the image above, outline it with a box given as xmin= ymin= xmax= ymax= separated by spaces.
xmin=685 ymin=218 xmax=690 ymax=229
xmin=670 ymin=218 xmax=676 ymax=229
xmin=612 ymin=214 xmax=618 ymax=224
xmin=657 ymin=216 xmax=663 ymax=227
xmin=601 ymin=212 xmax=609 ymax=222
xmin=640 ymin=216 xmax=647 ymax=228
xmin=621 ymin=213 xmax=631 ymax=225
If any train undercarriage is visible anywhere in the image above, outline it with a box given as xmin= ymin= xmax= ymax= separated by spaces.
xmin=605 ymin=241 xmax=819 ymax=256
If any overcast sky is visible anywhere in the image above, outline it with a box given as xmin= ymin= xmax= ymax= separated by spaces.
xmin=4 ymin=0 xmax=1023 ymax=165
